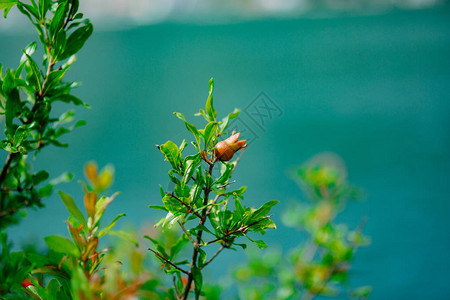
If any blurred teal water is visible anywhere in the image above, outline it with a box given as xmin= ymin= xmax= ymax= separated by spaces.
xmin=1 ymin=7 xmax=450 ymax=299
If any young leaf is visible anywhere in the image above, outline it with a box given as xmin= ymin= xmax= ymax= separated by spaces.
xmin=173 ymin=112 xmax=201 ymax=148
xmin=98 ymin=213 xmax=126 ymax=237
xmin=0 ymin=0 xmax=17 ymax=18
xmin=205 ymin=77 xmax=217 ymax=121
xmin=44 ymin=235 xmax=80 ymax=257
xmin=58 ymin=191 xmax=87 ymax=229
xmin=160 ymin=140 xmax=181 ymax=170
xmin=220 ymin=108 xmax=240 ymax=132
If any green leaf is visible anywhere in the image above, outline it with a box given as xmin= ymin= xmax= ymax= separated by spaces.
xmin=38 ymin=184 xmax=52 ymax=197
xmin=4 ymin=73 xmax=21 ymax=139
xmin=202 ymin=121 xmax=218 ymax=148
xmin=173 ymin=112 xmax=201 ymax=148
xmin=350 ymin=286 xmax=372 ymax=298
xmin=144 ymin=235 xmax=169 ymax=259
xmin=249 ymin=200 xmax=279 ymax=223
xmin=50 ymin=2 xmax=67 ymax=38
xmin=23 ymin=51 xmax=43 ymax=91
xmin=44 ymin=235 xmax=80 ymax=257
xmin=17 ymin=2 xmax=39 ymax=20
xmin=235 ymin=197 xmax=244 ymax=218
xmin=0 ymin=0 xmax=17 ymax=18
xmin=160 ymin=140 xmax=181 ymax=170
xmin=49 ymin=171 xmax=73 ymax=185
xmin=94 ymin=193 xmax=119 ymax=224
xmin=98 ymin=213 xmax=126 ymax=237
xmin=108 ymin=230 xmax=139 ymax=247
xmin=220 ymin=108 xmax=240 ymax=132
xmin=148 ymin=205 xmax=168 ymax=212
xmin=205 ymin=77 xmax=217 ymax=121
xmin=60 ymin=23 xmax=93 ymax=60
xmin=46 ymin=278 xmax=61 ymax=300
xmin=33 ymin=170 xmax=49 ymax=185
xmin=192 ymin=266 xmax=203 ymax=300
xmin=170 ymin=234 xmax=188 ymax=259
xmin=44 ymin=69 xmax=66 ymax=94
xmin=254 ymin=240 xmax=268 ymax=249
xmin=58 ymin=191 xmax=87 ymax=229
xmin=13 ymin=125 xmax=28 ymax=147
xmin=38 ymin=0 xmax=49 ymax=18
xmin=162 ymin=195 xmax=187 ymax=215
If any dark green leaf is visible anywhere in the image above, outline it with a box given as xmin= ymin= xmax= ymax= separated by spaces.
xmin=38 ymin=0 xmax=49 ymax=18
xmin=60 ymin=23 xmax=93 ymax=60
xmin=50 ymin=2 xmax=66 ymax=37
xmin=23 ymin=51 xmax=43 ymax=91
xmin=33 ymin=170 xmax=49 ymax=185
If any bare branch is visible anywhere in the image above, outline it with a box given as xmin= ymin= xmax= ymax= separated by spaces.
xmin=148 ymin=248 xmax=189 ymax=275
xmin=178 ymin=221 xmax=196 ymax=244
xmin=200 ymin=245 xmax=225 ymax=270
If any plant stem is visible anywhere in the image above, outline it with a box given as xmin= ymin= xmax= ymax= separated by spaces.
xmin=0 ymin=152 xmax=17 ymax=186
xmin=181 ymin=162 xmax=215 ymax=299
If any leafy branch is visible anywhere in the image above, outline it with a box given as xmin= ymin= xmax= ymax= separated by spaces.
xmin=0 ymin=0 xmax=92 ymax=229
xmin=148 ymin=78 xmax=278 ymax=299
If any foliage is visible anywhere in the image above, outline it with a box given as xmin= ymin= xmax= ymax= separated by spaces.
xmin=0 ymin=0 xmax=91 ymax=230
xmin=233 ymin=153 xmax=371 ymax=300
xmin=0 ymin=2 xmax=371 ymax=299
xmin=147 ymin=78 xmax=278 ymax=299
xmin=22 ymin=162 xmax=171 ymax=300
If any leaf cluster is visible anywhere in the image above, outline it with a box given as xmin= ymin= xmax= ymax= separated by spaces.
xmin=149 ymin=78 xmax=278 ymax=299
xmin=0 ymin=0 xmax=92 ymax=229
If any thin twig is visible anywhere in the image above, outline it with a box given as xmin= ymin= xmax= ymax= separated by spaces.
xmin=178 ymin=221 xmax=195 ymax=244
xmin=168 ymin=193 xmax=202 ymax=219
xmin=216 ymin=180 xmax=236 ymax=189
xmin=206 ymin=194 xmax=224 ymax=215
xmin=172 ymin=275 xmax=181 ymax=299
xmin=148 ymin=248 xmax=189 ymax=275
xmin=200 ymin=245 xmax=224 ymax=270
xmin=62 ymin=3 xmax=74 ymax=30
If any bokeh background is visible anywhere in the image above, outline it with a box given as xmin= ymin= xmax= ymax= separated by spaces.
xmin=1 ymin=0 xmax=450 ymax=299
